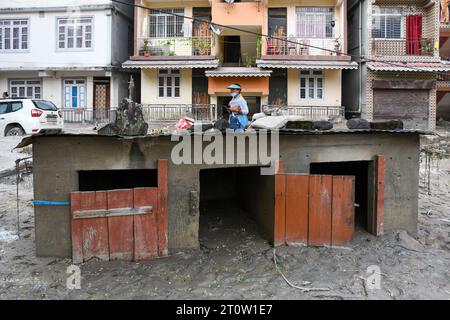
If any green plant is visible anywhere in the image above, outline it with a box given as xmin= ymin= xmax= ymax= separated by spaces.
xmin=420 ymin=39 xmax=433 ymax=55
xmin=142 ymin=39 xmax=149 ymax=52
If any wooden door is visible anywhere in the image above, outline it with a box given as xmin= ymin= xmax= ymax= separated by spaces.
xmin=93 ymin=80 xmax=110 ymax=120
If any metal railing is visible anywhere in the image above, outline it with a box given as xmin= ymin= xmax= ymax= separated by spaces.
xmin=371 ymin=38 xmax=435 ymax=57
xmin=61 ymin=108 xmax=116 ymax=124
xmin=141 ymin=104 xmax=217 ymax=122
xmin=138 ymin=36 xmax=212 ymax=57
xmin=262 ymin=105 xmax=345 ymax=121
xmin=265 ymin=37 xmax=342 ymax=56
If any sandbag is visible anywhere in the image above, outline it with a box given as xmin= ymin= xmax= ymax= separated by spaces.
xmin=370 ymin=120 xmax=404 ymax=130
xmin=346 ymin=118 xmax=370 ymax=129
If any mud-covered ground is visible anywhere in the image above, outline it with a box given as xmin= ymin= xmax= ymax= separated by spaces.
xmin=0 ymin=132 xmax=449 ymax=300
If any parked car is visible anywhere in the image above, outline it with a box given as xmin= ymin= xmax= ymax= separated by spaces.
xmin=0 ymin=98 xmax=63 ymax=136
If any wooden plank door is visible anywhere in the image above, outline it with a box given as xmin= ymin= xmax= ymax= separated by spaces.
xmin=285 ymin=175 xmax=309 ymax=245
xmin=308 ymin=175 xmax=332 ymax=246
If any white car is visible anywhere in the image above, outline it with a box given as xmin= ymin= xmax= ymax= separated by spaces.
xmin=0 ymin=98 xmax=64 ymax=136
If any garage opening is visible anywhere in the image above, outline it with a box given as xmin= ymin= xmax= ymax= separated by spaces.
xmin=199 ymin=167 xmax=274 ymax=249
xmin=78 ymin=169 xmax=158 ymax=191
xmin=310 ymin=161 xmax=374 ymax=233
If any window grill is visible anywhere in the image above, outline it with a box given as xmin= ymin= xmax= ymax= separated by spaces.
xmin=296 ymin=7 xmax=334 ymax=38
xmin=149 ymin=8 xmax=185 ymax=38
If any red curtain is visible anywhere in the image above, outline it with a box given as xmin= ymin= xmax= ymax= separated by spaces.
xmin=406 ymin=15 xmax=422 ymax=55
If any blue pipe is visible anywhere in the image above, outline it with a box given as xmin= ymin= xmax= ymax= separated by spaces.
xmin=32 ymin=200 xmax=70 ymax=206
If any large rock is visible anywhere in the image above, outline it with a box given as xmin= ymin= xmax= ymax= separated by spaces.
xmin=284 ymin=120 xmax=333 ymax=130
xmin=370 ymin=120 xmax=404 ymax=130
xmin=347 ymin=118 xmax=370 ymax=129
xmin=98 ymin=98 xmax=148 ymax=136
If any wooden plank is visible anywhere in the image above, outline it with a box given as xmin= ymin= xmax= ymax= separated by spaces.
xmin=107 ymin=189 xmax=134 ymax=261
xmin=285 ymin=175 xmax=309 ymax=245
xmin=308 ymin=175 xmax=332 ymax=246
xmin=70 ymin=192 xmax=83 ymax=264
xmin=73 ymin=206 xmax=152 ymax=219
xmin=157 ymin=159 xmax=168 ymax=256
xmin=273 ymin=172 xmax=286 ymax=246
xmin=80 ymin=191 xmax=109 ymax=261
xmin=375 ymin=155 xmax=385 ymax=236
xmin=331 ymin=176 xmax=355 ymax=247
xmin=133 ymin=188 xmax=159 ymax=260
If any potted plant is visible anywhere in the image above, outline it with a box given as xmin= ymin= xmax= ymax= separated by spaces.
xmin=143 ymin=39 xmax=150 ymax=57
xmin=420 ymin=39 xmax=433 ymax=56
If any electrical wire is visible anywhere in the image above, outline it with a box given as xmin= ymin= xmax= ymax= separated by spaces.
xmin=110 ymin=0 xmax=450 ymax=77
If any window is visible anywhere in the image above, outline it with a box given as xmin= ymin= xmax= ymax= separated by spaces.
xmin=33 ymin=100 xmax=57 ymax=111
xmin=300 ymin=70 xmax=323 ymax=99
xmin=149 ymin=8 xmax=184 ymax=38
xmin=11 ymin=102 xmax=23 ymax=112
xmin=158 ymin=69 xmax=180 ymax=97
xmin=372 ymin=7 xmax=402 ymax=39
xmin=296 ymin=7 xmax=334 ymax=38
xmin=10 ymin=79 xmax=41 ymax=99
xmin=0 ymin=102 xmax=8 ymax=114
xmin=0 ymin=19 xmax=29 ymax=51
xmin=64 ymin=79 xmax=86 ymax=108
xmin=57 ymin=17 xmax=93 ymax=49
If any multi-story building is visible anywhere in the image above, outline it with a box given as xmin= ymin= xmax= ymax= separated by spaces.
xmin=124 ymin=0 xmax=356 ymax=122
xmin=344 ymin=0 xmax=450 ymax=131
xmin=437 ymin=2 xmax=450 ymax=122
xmin=0 ymin=0 xmax=134 ymax=122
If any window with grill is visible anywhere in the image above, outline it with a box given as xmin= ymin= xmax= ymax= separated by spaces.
xmin=57 ymin=17 xmax=93 ymax=49
xmin=296 ymin=7 xmax=334 ymax=38
xmin=149 ymin=8 xmax=184 ymax=38
xmin=371 ymin=7 xmax=402 ymax=39
xmin=0 ymin=19 xmax=29 ymax=51
xmin=300 ymin=70 xmax=323 ymax=100
xmin=9 ymin=79 xmax=41 ymax=99
xmin=158 ymin=69 xmax=180 ymax=98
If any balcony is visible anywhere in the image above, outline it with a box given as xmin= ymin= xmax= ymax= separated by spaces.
xmin=140 ymin=104 xmax=217 ymax=122
xmin=371 ymin=38 xmax=435 ymax=57
xmin=262 ymin=105 xmax=345 ymax=122
xmin=264 ymin=37 xmax=344 ymax=57
xmin=137 ymin=36 xmax=213 ymax=58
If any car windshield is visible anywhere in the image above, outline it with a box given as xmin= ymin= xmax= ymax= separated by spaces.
xmin=33 ymin=100 xmax=57 ymax=111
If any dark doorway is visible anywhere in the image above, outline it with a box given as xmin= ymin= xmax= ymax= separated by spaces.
xmin=310 ymin=161 xmax=373 ymax=232
xmin=192 ymin=69 xmax=209 ymax=104
xmin=199 ymin=167 xmax=272 ymax=249
xmin=78 ymin=169 xmax=158 ymax=191
xmin=268 ymin=8 xmax=287 ymax=37
xmin=268 ymin=69 xmax=287 ymax=106
xmin=223 ymin=35 xmax=241 ymax=65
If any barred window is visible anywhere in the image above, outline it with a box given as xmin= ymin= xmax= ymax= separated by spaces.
xmin=0 ymin=19 xmax=29 ymax=51
xmin=57 ymin=17 xmax=93 ymax=49
xmin=158 ymin=69 xmax=180 ymax=98
xmin=149 ymin=8 xmax=184 ymax=38
xmin=296 ymin=7 xmax=334 ymax=38
xmin=372 ymin=7 xmax=402 ymax=39
xmin=300 ymin=70 xmax=323 ymax=100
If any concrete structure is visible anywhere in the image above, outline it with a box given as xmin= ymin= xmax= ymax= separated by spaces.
xmin=344 ymin=0 xmax=450 ymax=131
xmin=123 ymin=0 xmax=356 ymax=122
xmin=0 ymin=0 xmax=135 ymax=123
xmin=27 ymin=130 xmax=421 ymax=258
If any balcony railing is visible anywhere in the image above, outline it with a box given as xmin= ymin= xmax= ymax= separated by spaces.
xmin=138 ymin=36 xmax=212 ymax=57
xmin=141 ymin=104 xmax=217 ymax=122
xmin=262 ymin=105 xmax=345 ymax=121
xmin=61 ymin=108 xmax=116 ymax=123
xmin=371 ymin=38 xmax=435 ymax=57
xmin=265 ymin=37 xmax=343 ymax=56
xmin=437 ymin=72 xmax=450 ymax=81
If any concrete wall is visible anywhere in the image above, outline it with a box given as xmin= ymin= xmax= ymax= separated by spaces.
xmin=288 ymin=69 xmax=342 ymax=106
xmin=31 ymin=132 xmax=420 ymax=258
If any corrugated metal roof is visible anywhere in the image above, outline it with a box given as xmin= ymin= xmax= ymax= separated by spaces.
xmin=205 ymin=67 xmax=272 ymax=77
xmin=122 ymin=59 xmax=219 ymax=69
xmin=367 ymin=61 xmax=450 ymax=72
xmin=256 ymin=59 xmax=358 ymax=70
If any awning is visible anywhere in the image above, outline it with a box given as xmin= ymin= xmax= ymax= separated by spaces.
xmin=205 ymin=67 xmax=272 ymax=77
xmin=122 ymin=59 xmax=219 ymax=69
xmin=256 ymin=59 xmax=358 ymax=70
xmin=367 ymin=61 xmax=450 ymax=72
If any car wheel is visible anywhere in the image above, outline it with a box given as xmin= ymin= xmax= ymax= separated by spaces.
xmin=5 ymin=126 xmax=25 ymax=136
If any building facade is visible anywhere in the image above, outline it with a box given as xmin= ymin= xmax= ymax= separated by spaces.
xmin=437 ymin=1 xmax=450 ymax=121
xmin=0 ymin=0 xmax=134 ymax=122
xmin=124 ymin=0 xmax=356 ymax=122
xmin=344 ymin=0 xmax=450 ymax=131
